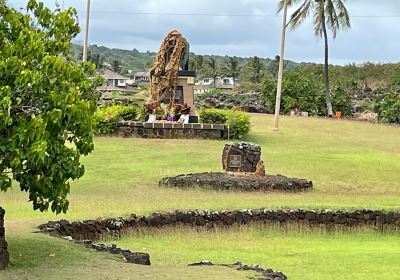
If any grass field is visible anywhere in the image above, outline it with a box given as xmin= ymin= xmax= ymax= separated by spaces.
xmin=111 ymin=225 xmax=400 ymax=280
xmin=1 ymin=114 xmax=400 ymax=279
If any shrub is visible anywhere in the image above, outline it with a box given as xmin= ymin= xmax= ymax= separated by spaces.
xmin=262 ymin=71 xmax=355 ymax=116
xmin=200 ymin=108 xmax=251 ymax=139
xmin=238 ymin=81 xmax=263 ymax=92
xmin=95 ymin=105 xmax=138 ymax=134
xmin=225 ymin=109 xmax=251 ymax=139
xmin=199 ymin=108 xmax=227 ymax=124
xmin=375 ymin=87 xmax=400 ymax=124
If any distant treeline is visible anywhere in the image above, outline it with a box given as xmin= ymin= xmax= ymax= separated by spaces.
xmin=72 ymin=43 xmax=400 ymax=88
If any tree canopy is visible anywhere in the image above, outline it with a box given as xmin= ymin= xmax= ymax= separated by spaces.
xmin=0 ymin=0 xmax=100 ymax=213
xmin=278 ymin=0 xmax=351 ymax=116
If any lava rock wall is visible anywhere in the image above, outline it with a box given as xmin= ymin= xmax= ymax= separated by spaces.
xmin=39 ymin=209 xmax=400 ymax=242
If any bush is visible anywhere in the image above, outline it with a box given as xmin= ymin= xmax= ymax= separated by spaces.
xmin=95 ymin=105 xmax=138 ymax=134
xmin=200 ymin=108 xmax=251 ymax=139
xmin=225 ymin=109 xmax=251 ymax=139
xmin=199 ymin=108 xmax=227 ymax=124
xmin=262 ymin=70 xmax=355 ymax=116
xmin=375 ymin=87 xmax=400 ymax=124
xmin=238 ymin=81 xmax=263 ymax=92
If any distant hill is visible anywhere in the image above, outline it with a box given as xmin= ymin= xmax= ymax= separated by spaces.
xmin=71 ymin=43 xmax=309 ymax=76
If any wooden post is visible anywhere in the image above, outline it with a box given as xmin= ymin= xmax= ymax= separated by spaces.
xmin=273 ymin=0 xmax=288 ymax=131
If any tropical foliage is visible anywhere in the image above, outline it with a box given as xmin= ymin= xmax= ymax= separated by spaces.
xmin=262 ymin=70 xmax=355 ymax=116
xmin=0 ymin=0 xmax=100 ymax=213
xmin=221 ymin=57 xmax=242 ymax=87
xmin=95 ymin=105 xmax=138 ymax=134
xmin=199 ymin=108 xmax=251 ymax=139
xmin=279 ymin=0 xmax=351 ymax=116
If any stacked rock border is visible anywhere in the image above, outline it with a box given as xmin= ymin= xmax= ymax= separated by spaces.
xmin=160 ymin=172 xmax=312 ymax=192
xmin=0 ymin=207 xmax=9 ymax=270
xmin=39 ymin=208 xmax=400 ymax=241
xmin=38 ymin=208 xmax=400 ymax=275
xmin=38 ymin=220 xmax=151 ymax=266
xmin=189 ymin=260 xmax=287 ymax=280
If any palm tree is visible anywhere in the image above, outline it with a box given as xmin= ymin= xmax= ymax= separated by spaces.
xmin=278 ymin=0 xmax=351 ymax=116
xmin=112 ymin=60 xmax=121 ymax=73
xmin=89 ymin=53 xmax=103 ymax=69
xmin=205 ymin=57 xmax=219 ymax=88
xmin=221 ymin=57 xmax=241 ymax=87
xmin=246 ymin=56 xmax=265 ymax=83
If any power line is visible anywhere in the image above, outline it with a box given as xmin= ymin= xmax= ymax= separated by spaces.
xmin=75 ymin=10 xmax=400 ymax=18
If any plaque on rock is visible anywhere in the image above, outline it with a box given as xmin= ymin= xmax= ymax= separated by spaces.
xmin=229 ymin=155 xmax=242 ymax=168
xmin=222 ymin=142 xmax=261 ymax=173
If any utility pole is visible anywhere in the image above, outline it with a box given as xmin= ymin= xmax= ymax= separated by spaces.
xmin=82 ymin=0 xmax=91 ymax=62
xmin=273 ymin=0 xmax=288 ymax=131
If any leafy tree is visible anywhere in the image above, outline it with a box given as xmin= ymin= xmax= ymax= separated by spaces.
xmin=279 ymin=0 xmax=351 ymax=116
xmin=205 ymin=58 xmax=220 ymax=88
xmin=262 ymin=71 xmax=325 ymax=115
xmin=245 ymin=56 xmax=265 ymax=84
xmin=268 ymin=55 xmax=281 ymax=79
xmin=221 ymin=57 xmax=241 ymax=87
xmin=144 ymin=60 xmax=153 ymax=70
xmin=189 ymin=55 xmax=204 ymax=72
xmin=262 ymin=69 xmax=355 ymax=115
xmin=0 ymin=0 xmax=100 ymax=213
xmin=388 ymin=65 xmax=400 ymax=86
xmin=112 ymin=60 xmax=121 ymax=73
xmin=89 ymin=53 xmax=104 ymax=70
xmin=370 ymin=86 xmax=400 ymax=124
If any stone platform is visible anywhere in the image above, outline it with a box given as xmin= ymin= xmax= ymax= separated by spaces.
xmin=116 ymin=121 xmax=225 ymax=139
xmin=159 ymin=172 xmax=312 ymax=192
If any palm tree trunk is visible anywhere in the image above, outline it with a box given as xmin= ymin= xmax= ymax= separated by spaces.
xmin=321 ymin=16 xmax=334 ymax=116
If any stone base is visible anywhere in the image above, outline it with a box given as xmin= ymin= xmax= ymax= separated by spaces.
xmin=116 ymin=121 xmax=225 ymax=139
xmin=160 ymin=172 xmax=313 ymax=192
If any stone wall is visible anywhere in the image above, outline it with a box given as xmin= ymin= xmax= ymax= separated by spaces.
xmin=116 ymin=121 xmax=225 ymax=139
xmin=0 ymin=207 xmax=9 ymax=270
xmin=39 ymin=209 xmax=400 ymax=242
xmin=160 ymin=172 xmax=312 ymax=192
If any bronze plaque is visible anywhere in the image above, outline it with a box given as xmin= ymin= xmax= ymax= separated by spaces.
xmin=229 ymin=155 xmax=242 ymax=168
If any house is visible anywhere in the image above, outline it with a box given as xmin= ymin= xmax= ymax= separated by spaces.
xmin=133 ymin=71 xmax=150 ymax=85
xmin=194 ymin=77 xmax=239 ymax=94
xmin=97 ymin=69 xmax=137 ymax=93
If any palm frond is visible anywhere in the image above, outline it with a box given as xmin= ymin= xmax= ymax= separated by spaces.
xmin=313 ymin=1 xmax=324 ymax=37
xmin=325 ymin=0 xmax=339 ymax=38
xmin=287 ymin=0 xmax=312 ymax=31
xmin=334 ymin=0 xmax=351 ymax=29
xmin=277 ymin=0 xmax=304 ymax=13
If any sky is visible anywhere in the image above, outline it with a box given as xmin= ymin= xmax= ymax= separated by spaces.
xmin=9 ymin=0 xmax=400 ymax=65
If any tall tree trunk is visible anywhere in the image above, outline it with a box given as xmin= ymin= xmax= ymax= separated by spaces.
xmin=321 ymin=16 xmax=334 ymax=116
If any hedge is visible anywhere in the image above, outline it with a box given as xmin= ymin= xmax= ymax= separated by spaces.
xmin=199 ymin=108 xmax=251 ymax=139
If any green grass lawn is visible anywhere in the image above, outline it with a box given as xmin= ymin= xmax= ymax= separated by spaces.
xmin=111 ymin=225 xmax=400 ymax=280
xmin=1 ymin=114 xmax=400 ymax=279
